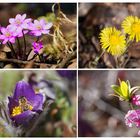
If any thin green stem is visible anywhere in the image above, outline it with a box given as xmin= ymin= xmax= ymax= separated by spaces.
xmin=129 ymin=103 xmax=134 ymax=110
xmin=93 ymin=50 xmax=105 ymax=65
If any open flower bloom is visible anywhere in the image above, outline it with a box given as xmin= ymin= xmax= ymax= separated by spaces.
xmin=111 ymin=80 xmax=131 ymax=101
xmin=0 ymin=25 xmax=16 ymax=44
xmin=29 ymin=19 xmax=52 ymax=36
xmin=32 ymin=41 xmax=43 ymax=54
xmin=9 ymin=14 xmax=31 ymax=37
xmin=100 ymin=27 xmax=126 ymax=56
xmin=9 ymin=14 xmax=31 ymax=31
xmin=125 ymin=110 xmax=140 ymax=135
xmin=122 ymin=16 xmax=140 ymax=42
xmin=8 ymin=80 xmax=43 ymax=126
xmin=132 ymin=95 xmax=140 ymax=106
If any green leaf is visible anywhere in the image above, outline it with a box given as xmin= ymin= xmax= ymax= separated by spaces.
xmin=111 ymin=85 xmax=122 ymax=96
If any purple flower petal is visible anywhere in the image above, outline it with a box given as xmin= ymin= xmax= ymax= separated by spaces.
xmin=11 ymin=110 xmax=36 ymax=126
xmin=9 ymin=37 xmax=15 ymax=43
xmin=16 ymin=14 xmax=21 ymax=19
xmin=42 ymin=30 xmax=50 ymax=34
xmin=13 ymin=80 xmax=36 ymax=101
xmin=9 ymin=18 xmax=15 ymax=24
xmin=8 ymin=97 xmax=19 ymax=114
xmin=32 ymin=94 xmax=43 ymax=111
xmin=21 ymin=14 xmax=26 ymax=20
xmin=45 ymin=23 xmax=53 ymax=30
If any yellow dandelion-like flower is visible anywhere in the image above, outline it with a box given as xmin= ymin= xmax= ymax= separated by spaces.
xmin=99 ymin=27 xmax=126 ymax=56
xmin=122 ymin=16 xmax=140 ymax=42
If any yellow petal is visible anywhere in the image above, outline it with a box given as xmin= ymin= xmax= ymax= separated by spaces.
xmin=120 ymin=81 xmax=128 ymax=97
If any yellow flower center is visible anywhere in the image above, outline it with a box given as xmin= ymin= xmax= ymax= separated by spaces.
xmin=36 ymin=25 xmax=42 ymax=30
xmin=110 ymin=35 xmax=119 ymax=46
xmin=5 ymin=32 xmax=11 ymax=37
xmin=12 ymin=106 xmax=22 ymax=117
xmin=11 ymin=97 xmax=33 ymax=117
xmin=16 ymin=19 xmax=21 ymax=25
xmin=132 ymin=22 xmax=140 ymax=33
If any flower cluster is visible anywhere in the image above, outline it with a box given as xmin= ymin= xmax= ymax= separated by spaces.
xmin=111 ymin=80 xmax=140 ymax=135
xmin=100 ymin=16 xmax=140 ymax=56
xmin=0 ymin=14 xmax=52 ymax=60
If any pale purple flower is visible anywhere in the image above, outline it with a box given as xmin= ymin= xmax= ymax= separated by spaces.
xmin=32 ymin=41 xmax=43 ymax=54
xmin=132 ymin=95 xmax=140 ymax=106
xmin=125 ymin=110 xmax=140 ymax=135
xmin=0 ymin=26 xmax=16 ymax=44
xmin=9 ymin=14 xmax=31 ymax=37
xmin=29 ymin=19 xmax=52 ymax=36
xmin=9 ymin=14 xmax=31 ymax=30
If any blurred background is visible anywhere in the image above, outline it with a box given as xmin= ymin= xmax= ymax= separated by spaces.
xmin=0 ymin=3 xmax=76 ymax=26
xmin=0 ymin=70 xmax=76 ymax=137
xmin=78 ymin=70 xmax=140 ymax=137
xmin=79 ymin=3 xmax=140 ymax=68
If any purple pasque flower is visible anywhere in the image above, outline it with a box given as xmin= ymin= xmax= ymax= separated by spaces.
xmin=132 ymin=95 xmax=140 ymax=106
xmin=0 ymin=25 xmax=16 ymax=44
xmin=29 ymin=19 xmax=52 ymax=36
xmin=125 ymin=109 xmax=140 ymax=135
xmin=8 ymin=80 xmax=43 ymax=126
xmin=32 ymin=41 xmax=43 ymax=54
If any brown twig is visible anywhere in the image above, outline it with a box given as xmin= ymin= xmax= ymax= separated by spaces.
xmin=0 ymin=58 xmax=50 ymax=68
xmin=56 ymin=51 xmax=76 ymax=68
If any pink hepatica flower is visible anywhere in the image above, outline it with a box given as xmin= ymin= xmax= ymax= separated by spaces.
xmin=29 ymin=19 xmax=52 ymax=36
xmin=0 ymin=26 xmax=16 ymax=44
xmin=32 ymin=41 xmax=43 ymax=54
xmin=9 ymin=14 xmax=31 ymax=37
xmin=9 ymin=14 xmax=31 ymax=30
xmin=125 ymin=110 xmax=140 ymax=135
xmin=132 ymin=95 xmax=140 ymax=106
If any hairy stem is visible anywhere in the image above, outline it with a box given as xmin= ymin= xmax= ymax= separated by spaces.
xmin=22 ymin=30 xmax=27 ymax=60
xmin=8 ymin=42 xmax=17 ymax=59
xmin=16 ymin=37 xmax=21 ymax=59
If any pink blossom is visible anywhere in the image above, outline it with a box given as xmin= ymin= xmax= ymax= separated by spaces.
xmin=132 ymin=95 xmax=140 ymax=106
xmin=0 ymin=26 xmax=16 ymax=44
xmin=29 ymin=19 xmax=52 ymax=36
xmin=125 ymin=110 xmax=140 ymax=135
xmin=9 ymin=14 xmax=31 ymax=30
xmin=9 ymin=14 xmax=31 ymax=37
xmin=32 ymin=41 xmax=43 ymax=54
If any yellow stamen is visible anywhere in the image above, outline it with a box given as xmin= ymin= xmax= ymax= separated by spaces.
xmin=5 ymin=32 xmax=11 ymax=37
xmin=12 ymin=106 xmax=22 ymax=117
xmin=11 ymin=96 xmax=33 ymax=117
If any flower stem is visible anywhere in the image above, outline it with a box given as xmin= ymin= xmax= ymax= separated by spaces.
xmin=93 ymin=50 xmax=105 ymax=65
xmin=36 ymin=36 xmax=40 ymax=43
xmin=129 ymin=103 xmax=134 ymax=110
xmin=16 ymin=37 xmax=21 ymax=59
xmin=22 ymin=30 xmax=27 ymax=60
xmin=8 ymin=42 xmax=17 ymax=59
xmin=38 ymin=54 xmax=42 ymax=62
